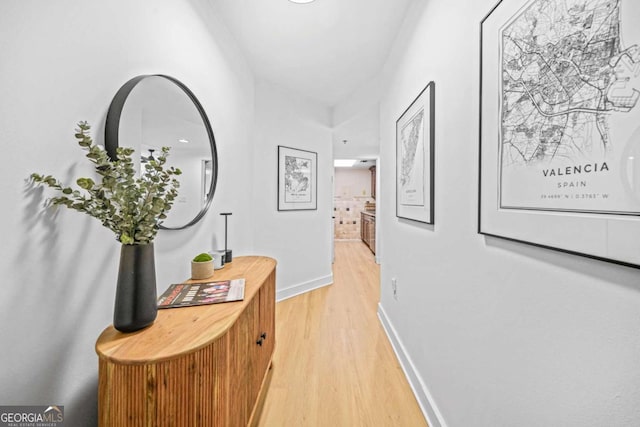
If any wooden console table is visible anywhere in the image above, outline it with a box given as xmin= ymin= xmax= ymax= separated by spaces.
xmin=95 ymin=256 xmax=276 ymax=426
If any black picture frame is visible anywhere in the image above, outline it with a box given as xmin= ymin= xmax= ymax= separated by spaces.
xmin=396 ymin=81 xmax=435 ymax=224
xmin=478 ymin=0 xmax=640 ymax=268
xmin=278 ymin=145 xmax=318 ymax=211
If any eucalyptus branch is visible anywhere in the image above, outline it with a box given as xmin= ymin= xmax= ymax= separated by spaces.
xmin=30 ymin=121 xmax=182 ymax=245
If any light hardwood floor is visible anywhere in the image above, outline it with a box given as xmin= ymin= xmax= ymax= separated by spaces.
xmin=258 ymin=240 xmax=428 ymax=427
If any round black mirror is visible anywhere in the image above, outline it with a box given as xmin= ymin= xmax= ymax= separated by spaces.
xmin=105 ymin=75 xmax=218 ymax=230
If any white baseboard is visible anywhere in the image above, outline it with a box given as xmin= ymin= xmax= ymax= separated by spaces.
xmin=377 ymin=303 xmax=447 ymax=427
xmin=276 ymin=274 xmax=333 ymax=302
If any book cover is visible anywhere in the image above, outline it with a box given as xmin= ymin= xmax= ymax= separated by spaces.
xmin=157 ymin=279 xmax=245 ymax=309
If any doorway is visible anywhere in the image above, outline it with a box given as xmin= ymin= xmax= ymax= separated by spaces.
xmin=333 ymin=159 xmax=377 ymax=255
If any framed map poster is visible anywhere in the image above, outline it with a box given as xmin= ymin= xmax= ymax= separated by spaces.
xmin=479 ymin=0 xmax=640 ymax=267
xmin=396 ymin=81 xmax=435 ymax=224
xmin=278 ymin=145 xmax=317 ymax=211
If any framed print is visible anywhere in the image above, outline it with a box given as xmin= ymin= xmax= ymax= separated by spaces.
xmin=479 ymin=0 xmax=640 ymax=267
xmin=396 ymin=81 xmax=435 ymax=224
xmin=278 ymin=145 xmax=317 ymax=211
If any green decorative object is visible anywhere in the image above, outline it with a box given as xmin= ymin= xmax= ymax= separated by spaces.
xmin=30 ymin=121 xmax=182 ymax=245
xmin=193 ymin=253 xmax=213 ymax=263
xmin=29 ymin=121 xmax=182 ymax=333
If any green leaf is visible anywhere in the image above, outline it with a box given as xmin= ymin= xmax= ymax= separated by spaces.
xmin=120 ymin=233 xmax=134 ymax=245
xmin=76 ymin=177 xmax=95 ymax=190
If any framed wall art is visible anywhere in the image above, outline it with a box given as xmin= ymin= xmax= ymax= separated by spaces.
xmin=396 ymin=81 xmax=435 ymax=224
xmin=278 ymin=145 xmax=317 ymax=211
xmin=479 ymin=0 xmax=640 ymax=267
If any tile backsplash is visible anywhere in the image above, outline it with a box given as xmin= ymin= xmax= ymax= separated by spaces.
xmin=334 ymin=198 xmax=373 ymax=239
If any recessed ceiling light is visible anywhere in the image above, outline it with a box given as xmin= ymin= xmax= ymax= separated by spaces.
xmin=178 ymin=138 xmax=189 ymax=144
xmin=289 ymin=0 xmax=315 ymax=3
xmin=334 ymin=159 xmax=357 ymax=168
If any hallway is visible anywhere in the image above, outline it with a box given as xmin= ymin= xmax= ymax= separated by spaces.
xmin=258 ymin=241 xmax=427 ymax=426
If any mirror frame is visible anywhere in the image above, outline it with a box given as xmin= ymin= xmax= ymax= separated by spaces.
xmin=105 ymin=74 xmax=218 ymax=230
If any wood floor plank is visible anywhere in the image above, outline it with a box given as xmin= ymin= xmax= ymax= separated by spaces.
xmin=258 ymin=241 xmax=428 ymax=427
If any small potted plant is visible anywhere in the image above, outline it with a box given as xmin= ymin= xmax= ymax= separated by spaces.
xmin=191 ymin=253 xmax=214 ymax=280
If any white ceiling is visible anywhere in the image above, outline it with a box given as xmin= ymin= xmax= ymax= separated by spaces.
xmin=211 ymin=0 xmax=413 ymax=107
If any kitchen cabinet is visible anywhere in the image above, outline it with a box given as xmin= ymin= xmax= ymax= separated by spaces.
xmin=361 ymin=212 xmax=376 ymax=254
xmin=369 ymin=166 xmax=376 ymax=199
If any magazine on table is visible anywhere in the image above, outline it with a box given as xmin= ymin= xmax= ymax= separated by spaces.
xmin=157 ymin=278 xmax=245 ymax=309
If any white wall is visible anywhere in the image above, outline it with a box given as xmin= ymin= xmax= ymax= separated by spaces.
xmin=333 ymin=104 xmax=380 ymax=160
xmin=334 ymin=168 xmax=372 ymax=199
xmin=0 ymin=1 xmax=254 ymax=424
xmin=252 ymin=80 xmax=334 ymax=301
xmin=375 ymin=1 xmax=640 ymax=426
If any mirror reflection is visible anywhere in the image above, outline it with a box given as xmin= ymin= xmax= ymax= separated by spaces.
xmin=106 ymin=75 xmax=218 ymax=230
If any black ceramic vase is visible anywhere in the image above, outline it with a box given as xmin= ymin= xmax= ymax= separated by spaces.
xmin=113 ymin=243 xmax=158 ymax=333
